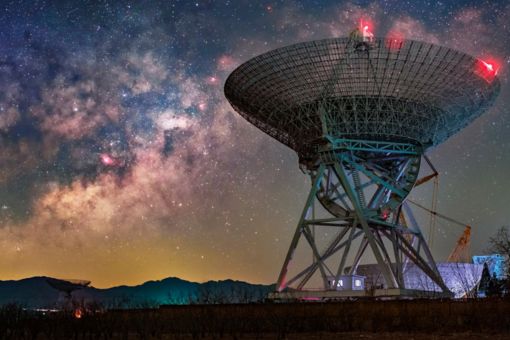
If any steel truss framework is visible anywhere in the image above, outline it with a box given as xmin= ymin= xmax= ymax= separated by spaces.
xmin=270 ymin=139 xmax=452 ymax=300
xmin=225 ymin=37 xmax=500 ymax=300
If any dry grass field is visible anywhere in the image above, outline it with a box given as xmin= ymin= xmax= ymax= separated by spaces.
xmin=1 ymin=298 xmax=510 ymax=338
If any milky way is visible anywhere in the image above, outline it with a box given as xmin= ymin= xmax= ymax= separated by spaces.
xmin=0 ymin=1 xmax=509 ymax=287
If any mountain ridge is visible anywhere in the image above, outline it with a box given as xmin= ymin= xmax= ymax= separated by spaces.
xmin=0 ymin=276 xmax=274 ymax=308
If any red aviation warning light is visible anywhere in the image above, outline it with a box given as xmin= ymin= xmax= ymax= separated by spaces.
xmin=379 ymin=208 xmax=391 ymax=221
xmin=475 ymin=57 xmax=500 ymax=83
xmin=360 ymin=18 xmax=374 ymax=43
xmin=482 ymin=60 xmax=495 ymax=72
xmin=359 ymin=18 xmax=373 ymax=33
xmin=385 ymin=30 xmax=405 ymax=51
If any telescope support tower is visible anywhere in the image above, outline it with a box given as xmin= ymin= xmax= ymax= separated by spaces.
xmin=270 ymin=139 xmax=452 ymax=300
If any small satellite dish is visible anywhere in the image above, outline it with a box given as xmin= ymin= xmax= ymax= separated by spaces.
xmin=46 ymin=278 xmax=91 ymax=299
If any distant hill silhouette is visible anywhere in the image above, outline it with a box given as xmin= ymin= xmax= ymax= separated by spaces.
xmin=0 ymin=277 xmax=274 ymax=309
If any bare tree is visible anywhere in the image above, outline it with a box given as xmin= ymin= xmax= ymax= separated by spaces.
xmin=486 ymin=226 xmax=510 ymax=295
xmin=487 ymin=226 xmax=510 ymax=260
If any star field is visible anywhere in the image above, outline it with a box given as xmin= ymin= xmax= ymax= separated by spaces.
xmin=0 ymin=0 xmax=508 ymax=287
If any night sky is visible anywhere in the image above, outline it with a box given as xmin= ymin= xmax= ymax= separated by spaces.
xmin=0 ymin=0 xmax=509 ymax=288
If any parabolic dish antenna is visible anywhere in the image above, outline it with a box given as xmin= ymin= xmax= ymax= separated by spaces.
xmin=47 ymin=278 xmax=91 ymax=298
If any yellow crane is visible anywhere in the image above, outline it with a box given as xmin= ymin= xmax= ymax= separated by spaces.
xmin=407 ymin=155 xmax=472 ymax=263
xmin=407 ymin=199 xmax=472 ymax=263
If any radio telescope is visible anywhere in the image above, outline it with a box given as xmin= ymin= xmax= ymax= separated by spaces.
xmin=225 ymin=36 xmax=500 ymax=300
xmin=47 ymin=278 xmax=91 ymax=299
